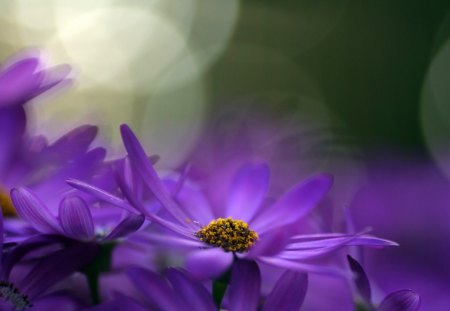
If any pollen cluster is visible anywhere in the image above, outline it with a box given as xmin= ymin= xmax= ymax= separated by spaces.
xmin=0 ymin=189 xmax=15 ymax=217
xmin=0 ymin=281 xmax=31 ymax=310
xmin=195 ymin=217 xmax=258 ymax=253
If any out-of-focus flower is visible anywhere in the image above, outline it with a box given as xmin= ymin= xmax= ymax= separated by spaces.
xmin=347 ymin=255 xmax=420 ymax=311
xmin=87 ymin=260 xmax=308 ymax=311
xmin=0 ymin=214 xmax=96 ymax=310
xmin=0 ymin=50 xmax=71 ymax=108
xmin=72 ymin=124 xmax=396 ymax=281
xmin=9 ymin=188 xmax=144 ymax=243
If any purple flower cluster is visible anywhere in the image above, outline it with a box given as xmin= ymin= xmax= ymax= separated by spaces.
xmin=0 ymin=51 xmax=420 ymax=310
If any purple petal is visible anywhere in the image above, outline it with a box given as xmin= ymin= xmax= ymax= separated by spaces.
xmin=263 ymin=270 xmax=308 ymax=311
xmin=58 ymin=195 xmax=95 ymax=240
xmin=10 ymin=188 xmax=60 ymax=233
xmin=0 ymin=106 xmax=25 ymax=173
xmin=245 ymin=229 xmax=289 ymax=258
xmin=28 ymin=294 xmax=83 ymax=311
xmin=185 ymin=248 xmax=233 ymax=280
xmin=377 ymin=290 xmax=421 ymax=311
xmin=104 ymin=214 xmax=144 ymax=241
xmin=127 ymin=267 xmax=179 ymax=311
xmin=66 ymin=179 xmax=136 ymax=213
xmin=347 ymin=255 xmax=372 ymax=305
xmin=46 ymin=125 xmax=98 ymax=159
xmin=84 ymin=297 xmax=147 ymax=311
xmin=20 ymin=242 xmax=99 ymax=299
xmin=228 ymin=260 xmax=261 ymax=311
xmin=166 ymin=268 xmax=216 ymax=311
xmin=252 ymin=173 xmax=333 ymax=233
xmin=120 ymin=124 xmax=190 ymax=226
xmin=134 ymin=233 xmax=204 ymax=249
xmin=30 ymin=64 xmax=72 ymax=99
xmin=0 ymin=55 xmax=42 ymax=107
xmin=226 ymin=163 xmax=270 ymax=222
xmin=258 ymin=256 xmax=347 ymax=277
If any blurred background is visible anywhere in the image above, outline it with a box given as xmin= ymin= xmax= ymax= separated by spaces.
xmin=1 ymin=1 xmax=450 ymax=310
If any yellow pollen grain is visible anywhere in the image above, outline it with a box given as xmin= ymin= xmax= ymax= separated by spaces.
xmin=195 ymin=217 xmax=258 ymax=253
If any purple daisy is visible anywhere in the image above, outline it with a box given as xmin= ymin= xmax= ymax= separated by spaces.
xmin=347 ymin=255 xmax=420 ymax=311
xmin=71 ymin=124 xmax=397 ymax=280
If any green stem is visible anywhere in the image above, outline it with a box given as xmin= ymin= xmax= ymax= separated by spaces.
xmin=212 ymin=269 xmax=232 ymax=309
xmin=83 ymin=242 xmax=115 ymax=305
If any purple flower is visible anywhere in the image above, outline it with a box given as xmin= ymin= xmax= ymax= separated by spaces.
xmin=9 ymin=188 xmax=144 ymax=243
xmin=72 ymin=124 xmax=397 ymax=280
xmin=347 ymin=255 xmax=420 ymax=311
xmin=0 ymin=213 xmax=96 ymax=310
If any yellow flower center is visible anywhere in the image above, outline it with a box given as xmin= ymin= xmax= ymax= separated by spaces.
xmin=0 ymin=188 xmax=16 ymax=217
xmin=195 ymin=217 xmax=258 ymax=253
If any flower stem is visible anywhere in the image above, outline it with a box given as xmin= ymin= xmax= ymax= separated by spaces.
xmin=212 ymin=269 xmax=231 ymax=308
xmin=83 ymin=242 xmax=115 ymax=305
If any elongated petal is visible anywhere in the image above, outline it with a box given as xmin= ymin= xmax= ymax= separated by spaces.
xmin=128 ymin=267 xmax=179 ymax=311
xmin=377 ymin=290 xmax=420 ymax=311
xmin=166 ymin=268 xmax=216 ymax=311
xmin=46 ymin=125 xmax=98 ymax=159
xmin=11 ymin=188 xmax=59 ymax=233
xmin=66 ymin=179 xmax=136 ymax=213
xmin=104 ymin=214 xmax=144 ymax=241
xmin=185 ymin=248 xmax=233 ymax=280
xmin=84 ymin=297 xmax=147 ymax=311
xmin=226 ymin=163 xmax=270 ymax=222
xmin=0 ymin=56 xmax=42 ymax=107
xmin=58 ymin=196 xmax=95 ymax=240
xmin=258 ymin=256 xmax=347 ymax=278
xmin=347 ymin=255 xmax=371 ymax=304
xmin=228 ymin=260 xmax=261 ymax=311
xmin=263 ymin=270 xmax=308 ymax=311
xmin=120 ymin=124 xmax=189 ymax=226
xmin=134 ymin=233 xmax=204 ymax=249
xmin=252 ymin=174 xmax=333 ymax=233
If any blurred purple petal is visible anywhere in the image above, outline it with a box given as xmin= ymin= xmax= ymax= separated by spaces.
xmin=58 ymin=196 xmax=95 ymax=240
xmin=104 ymin=214 xmax=144 ymax=241
xmin=347 ymin=255 xmax=372 ymax=305
xmin=166 ymin=268 xmax=216 ymax=311
xmin=0 ymin=106 xmax=25 ymax=173
xmin=0 ymin=56 xmax=42 ymax=107
xmin=377 ymin=290 xmax=421 ymax=311
xmin=252 ymin=173 xmax=333 ymax=233
xmin=246 ymin=229 xmax=289 ymax=258
xmin=45 ymin=125 xmax=98 ymax=160
xmin=263 ymin=270 xmax=308 ymax=311
xmin=185 ymin=248 xmax=233 ymax=280
xmin=228 ymin=260 xmax=261 ymax=311
xmin=11 ymin=188 xmax=59 ymax=233
xmin=128 ymin=267 xmax=179 ymax=311
xmin=84 ymin=296 xmax=147 ymax=311
xmin=226 ymin=163 xmax=270 ymax=222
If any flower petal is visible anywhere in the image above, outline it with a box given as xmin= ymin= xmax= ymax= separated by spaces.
xmin=377 ymin=289 xmax=421 ymax=311
xmin=10 ymin=188 xmax=59 ymax=233
xmin=226 ymin=163 xmax=270 ymax=222
xmin=245 ymin=228 xmax=290 ymax=258
xmin=347 ymin=255 xmax=372 ymax=305
xmin=127 ymin=267 xmax=180 ymax=311
xmin=185 ymin=248 xmax=233 ymax=280
xmin=0 ymin=106 xmax=25 ymax=173
xmin=0 ymin=55 xmax=42 ymax=107
xmin=58 ymin=195 xmax=95 ymax=240
xmin=263 ymin=270 xmax=308 ymax=311
xmin=120 ymin=124 xmax=190 ymax=226
xmin=228 ymin=260 xmax=261 ymax=311
xmin=104 ymin=214 xmax=144 ymax=241
xmin=166 ymin=268 xmax=216 ymax=311
xmin=252 ymin=173 xmax=333 ymax=233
